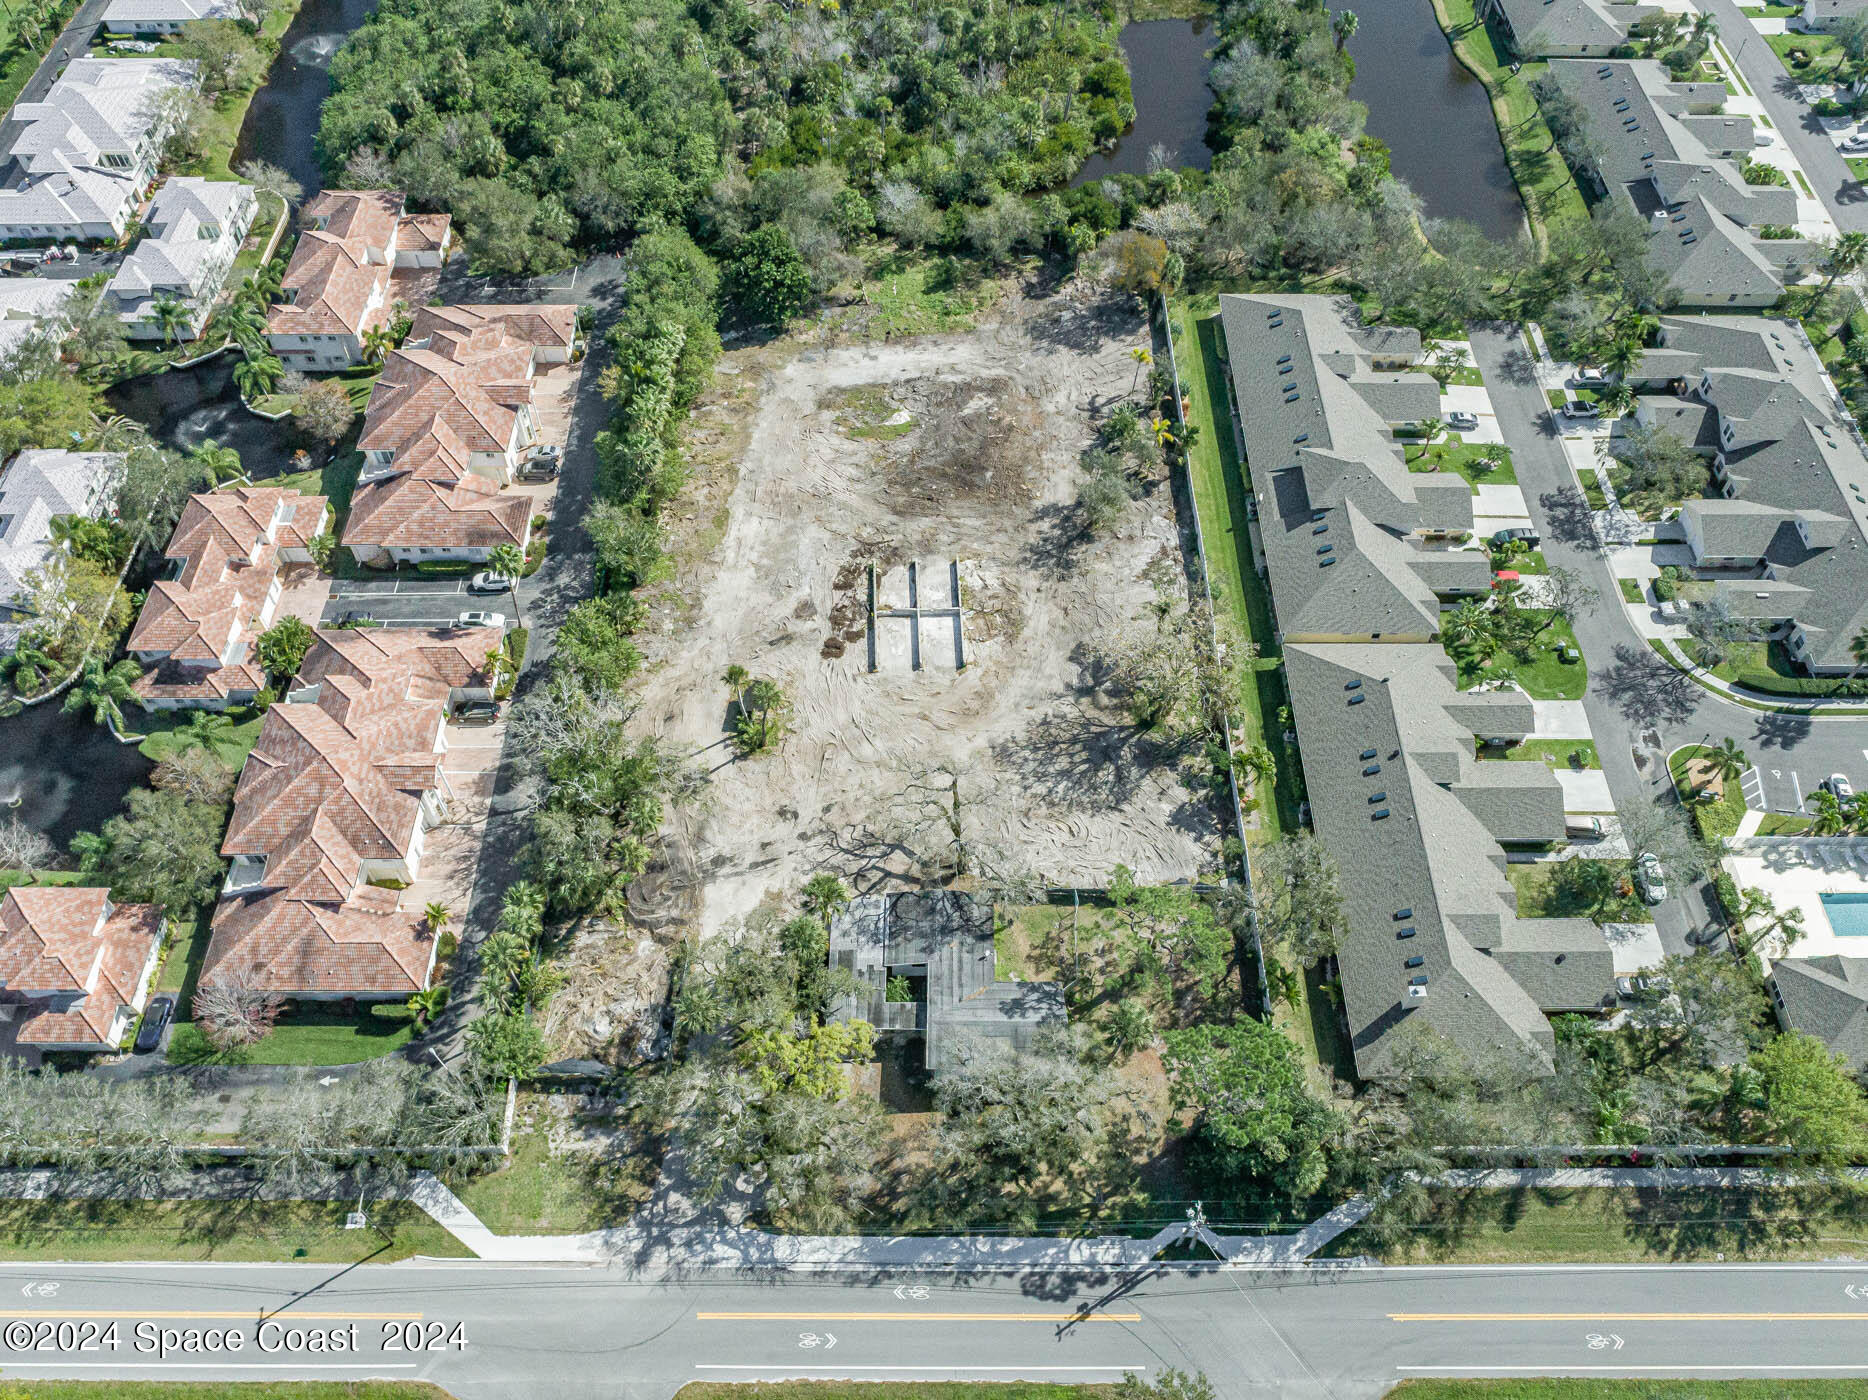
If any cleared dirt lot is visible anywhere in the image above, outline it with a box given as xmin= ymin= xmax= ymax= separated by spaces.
xmin=634 ymin=286 xmax=1222 ymax=936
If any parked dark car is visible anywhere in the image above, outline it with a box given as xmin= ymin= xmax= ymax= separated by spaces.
xmin=1492 ymin=527 xmax=1540 ymax=547
xmin=452 ymin=701 xmax=499 ymax=725
xmin=134 ymin=995 xmax=174 ymax=1054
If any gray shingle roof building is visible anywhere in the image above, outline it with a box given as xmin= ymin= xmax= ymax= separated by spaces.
xmin=1481 ymin=0 xmax=1662 ymax=55
xmin=1636 ymin=315 xmax=1868 ymax=674
xmin=1218 ymin=294 xmax=1489 ymax=645
xmin=1285 ymin=644 xmax=1614 ymax=1079
xmin=828 ymin=891 xmax=1064 ymax=1074
xmin=1545 ymin=60 xmax=1814 ymax=307
xmin=1770 ymin=956 xmax=1868 ymax=1069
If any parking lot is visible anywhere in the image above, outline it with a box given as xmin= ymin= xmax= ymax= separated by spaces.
xmin=321 ymin=574 xmax=516 ymax=629
xmin=1742 ymin=758 xmax=1868 ymax=816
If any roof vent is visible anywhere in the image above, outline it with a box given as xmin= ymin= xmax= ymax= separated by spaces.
xmin=1320 ymin=556 xmax=1337 ymax=568
xmin=1368 ymin=788 xmax=1386 ymax=800
xmin=1317 ymin=544 xmax=1334 ymax=555
xmin=1371 ymin=808 xmax=1390 ymax=820
xmin=1361 ymin=748 xmax=1378 ymax=760
xmin=1313 ymin=523 xmax=1329 ymax=535
xmin=1397 ymin=926 xmax=1417 ymax=939
xmin=1348 ymin=693 xmax=1366 ymax=705
xmin=1395 ymin=909 xmax=1412 ymax=921
xmin=1284 ymin=392 xmax=1300 ymax=403
xmin=1345 ymin=679 xmax=1362 ymax=690
xmin=1294 ymin=432 xmax=1309 ymax=444
xmin=1404 ymin=956 xmax=1424 ymax=969
xmin=1405 ymin=982 xmax=1428 ymax=1002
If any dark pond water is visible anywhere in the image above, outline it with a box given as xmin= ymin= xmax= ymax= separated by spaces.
xmin=232 ymin=0 xmax=380 ymax=199
xmin=1349 ymin=0 xmax=1526 ymax=241
xmin=1075 ymin=19 xmax=1215 ymax=184
xmin=0 ymin=702 xmax=152 ymax=848
xmin=105 ymin=357 xmax=295 ymax=480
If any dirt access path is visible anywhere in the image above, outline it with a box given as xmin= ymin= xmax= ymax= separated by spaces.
xmin=633 ymin=284 xmax=1222 ymax=937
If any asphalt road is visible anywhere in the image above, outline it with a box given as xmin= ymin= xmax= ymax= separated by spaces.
xmin=2 ymin=1260 xmax=1866 ymax=1399
xmin=321 ymin=576 xmax=514 ymax=630
xmin=1706 ymin=0 xmax=1868 ymax=232
xmin=1470 ymin=327 xmax=1868 ymax=954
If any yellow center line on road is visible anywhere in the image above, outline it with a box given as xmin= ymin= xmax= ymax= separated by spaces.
xmin=6 ymin=1311 xmax=423 ymax=1321
xmin=1391 ymin=1313 xmax=1868 ymax=1323
xmin=696 ymin=1311 xmax=1143 ymax=1323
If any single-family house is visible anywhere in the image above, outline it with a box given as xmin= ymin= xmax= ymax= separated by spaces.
xmin=1479 ymin=0 xmax=1662 ymax=56
xmin=0 ymin=58 xmax=200 ymax=243
xmin=126 ymin=485 xmax=328 ymax=709
xmin=1798 ymin=0 xmax=1868 ymax=31
xmin=0 ymin=279 xmax=72 ymax=359
xmin=1769 ymin=956 xmax=1868 ymax=1068
xmin=0 ymin=886 xmax=163 ymax=1055
xmin=202 ymin=624 xmax=501 ymax=1001
xmin=103 ymin=176 xmax=256 ymax=340
xmin=265 ymin=190 xmax=452 ymax=370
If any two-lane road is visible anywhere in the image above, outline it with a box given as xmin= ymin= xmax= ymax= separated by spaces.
xmin=2 ymin=1260 xmax=1868 ymax=1399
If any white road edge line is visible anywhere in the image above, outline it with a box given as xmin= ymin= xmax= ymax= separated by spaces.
xmin=0 ymin=1364 xmax=422 ymax=1371
xmin=1399 ymin=1367 xmax=1868 ymax=1374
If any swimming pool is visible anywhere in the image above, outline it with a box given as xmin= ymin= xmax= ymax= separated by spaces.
xmin=1819 ymin=891 xmax=1868 ymax=937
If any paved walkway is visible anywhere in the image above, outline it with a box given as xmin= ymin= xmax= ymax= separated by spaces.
xmin=1653 ymin=636 xmax=1868 ymax=716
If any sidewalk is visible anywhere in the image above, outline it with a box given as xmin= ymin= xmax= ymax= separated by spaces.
xmin=1652 ymin=636 xmax=1868 ymax=717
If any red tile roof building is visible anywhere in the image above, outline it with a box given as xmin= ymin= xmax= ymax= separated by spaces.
xmin=127 ymin=486 xmax=328 ymax=710
xmin=201 ymin=624 xmax=501 ymax=1000
xmin=0 ymin=887 xmax=163 ymax=1051
xmin=341 ymin=303 xmax=573 ymax=567
xmin=265 ymin=190 xmax=453 ymax=371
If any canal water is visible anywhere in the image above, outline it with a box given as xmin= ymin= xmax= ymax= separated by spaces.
xmin=1076 ymin=18 xmax=1216 ymax=183
xmin=1348 ymin=0 xmax=1526 ymax=241
xmin=232 ymin=0 xmax=380 ymax=198
xmin=0 ymin=702 xmax=153 ymax=849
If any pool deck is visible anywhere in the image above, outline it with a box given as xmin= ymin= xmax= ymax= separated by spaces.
xmin=1723 ymin=837 xmax=1868 ymax=967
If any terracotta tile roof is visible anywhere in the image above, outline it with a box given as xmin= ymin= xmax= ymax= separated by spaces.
xmin=0 ymin=888 xmax=162 ymax=1047
xmin=126 ymin=487 xmax=321 ymax=663
xmin=399 ymin=212 xmax=452 ymax=252
xmin=132 ymin=659 xmax=264 ymax=703
xmin=201 ymin=625 xmax=497 ymax=997
xmin=267 ymin=189 xmax=403 ymax=339
xmin=343 ymin=470 xmax=530 ymax=551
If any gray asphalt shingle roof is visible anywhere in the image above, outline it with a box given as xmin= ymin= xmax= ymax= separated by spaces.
xmin=1771 ymin=957 xmax=1868 ymax=1069
xmin=1489 ymin=0 xmax=1659 ymax=53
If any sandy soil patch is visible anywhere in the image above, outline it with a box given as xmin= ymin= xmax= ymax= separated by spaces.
xmin=632 ymin=287 xmax=1221 ymax=937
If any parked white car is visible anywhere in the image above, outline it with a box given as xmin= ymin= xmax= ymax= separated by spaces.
xmin=1842 ymin=133 xmax=1868 ymax=154
xmin=458 ymin=610 xmax=506 ymax=629
xmin=1634 ymin=852 xmax=1668 ymax=906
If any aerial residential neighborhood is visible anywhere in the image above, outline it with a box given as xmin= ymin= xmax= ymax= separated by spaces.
xmin=6 ymin=0 xmax=1868 ymax=1394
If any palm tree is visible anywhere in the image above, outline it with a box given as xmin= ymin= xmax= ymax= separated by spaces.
xmin=1849 ymin=626 xmax=1868 ymax=680
xmin=1441 ymin=601 xmax=1494 ymax=655
xmin=150 ymin=296 xmax=191 ymax=348
xmin=1409 ymin=416 xmax=1444 ymax=460
xmin=215 ymin=302 xmax=267 ymax=355
xmin=423 ymin=901 xmax=452 ymax=938
xmin=191 ymin=439 xmax=243 ymax=484
xmin=1813 ymin=788 xmax=1847 ymax=835
xmin=1128 ymin=345 xmax=1152 ymax=393
xmin=1817 ymin=232 xmax=1868 ymax=321
xmin=174 ymin=709 xmax=234 ymax=761
xmin=743 ymin=677 xmax=786 ymax=749
xmin=487 ymin=542 xmax=525 ymax=624
xmin=85 ymin=413 xmax=142 ymax=452
xmin=61 ymin=655 xmax=142 ymax=736
xmin=1597 ymin=382 xmax=1638 ymax=419
xmin=361 ymin=326 xmax=397 ymax=365
xmin=1706 ymin=737 xmax=1749 ymax=787
xmin=722 ymin=662 xmax=750 ymax=717
xmin=232 ymin=354 xmax=283 ymax=400
xmin=0 ymin=633 xmax=57 ymax=696
xmin=406 ymin=984 xmax=448 ymax=1031
xmin=1332 ymin=8 xmax=1358 ymax=52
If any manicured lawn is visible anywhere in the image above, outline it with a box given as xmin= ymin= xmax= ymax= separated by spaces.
xmin=1767 ymin=30 xmax=1845 ymax=77
xmin=1851 ymin=156 xmax=1868 ymax=181
xmin=1491 ymin=547 xmax=1546 ymax=575
xmin=1580 ymin=475 xmax=1608 ymax=511
xmin=0 ymin=1198 xmax=464 ymax=1263
xmin=1396 ymin=1385 xmax=1868 ymax=1399
xmin=1406 ymin=435 xmax=1516 ymax=486
xmin=1741 ymin=2 xmax=1803 ymax=13
xmin=1507 ymin=860 xmax=1651 ymax=923
xmin=0 ymin=869 xmax=81 ymax=895
xmin=1617 ymin=577 xmax=1645 ymax=604
xmin=1757 ymin=812 xmax=1817 ymax=836
xmin=1278 ymin=957 xmax=1357 ymax=1090
xmin=169 ymin=1002 xmax=416 ymax=1066
xmin=156 ymin=904 xmax=212 ymax=1003
xmin=1455 ymin=612 xmax=1587 ymax=699
xmin=1682 ymin=638 xmax=1868 ymax=699
xmin=1431 ymin=0 xmax=1590 ymax=241
xmin=448 ymin=1096 xmax=655 ymax=1236
xmin=1170 ymin=298 xmax=1296 ymax=834
xmin=1328 ymin=1185 xmax=1868 ymax=1264
xmin=1669 ymin=743 xmax=1749 ymax=841
xmin=270 ymin=449 xmax=364 ymax=534
xmin=131 ymin=707 xmax=264 ymax=766
xmin=1483 ymin=738 xmax=1601 ymax=769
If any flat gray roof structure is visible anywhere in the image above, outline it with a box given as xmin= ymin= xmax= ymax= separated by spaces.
xmin=1285 ymin=643 xmax=1615 ymax=1079
xmin=1771 ymin=956 xmax=1868 ymax=1069
xmin=1545 ymin=60 xmax=1810 ymax=307
xmin=1217 ymin=294 xmax=1489 ymax=645
xmin=828 ymin=891 xmax=1064 ymax=1074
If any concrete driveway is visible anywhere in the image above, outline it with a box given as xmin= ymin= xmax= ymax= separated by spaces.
xmin=1531 ymin=699 xmax=1593 ymax=739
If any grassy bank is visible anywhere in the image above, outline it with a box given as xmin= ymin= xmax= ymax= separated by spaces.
xmin=169 ymin=1002 xmax=417 ymax=1066
xmin=0 ymin=1198 xmax=465 ymax=1263
xmin=1428 ymin=0 xmax=1591 ymax=243
xmin=1167 ymin=295 xmax=1296 ymax=834
xmin=677 ymin=1387 xmax=1117 ymax=1400
xmin=1327 ymin=1186 xmax=1868 ymax=1263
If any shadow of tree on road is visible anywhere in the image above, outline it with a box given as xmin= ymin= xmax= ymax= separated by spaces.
xmin=1598 ymin=643 xmax=1701 ymax=726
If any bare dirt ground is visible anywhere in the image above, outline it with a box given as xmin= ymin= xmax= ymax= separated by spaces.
xmin=630 ymin=283 xmax=1222 ymax=938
